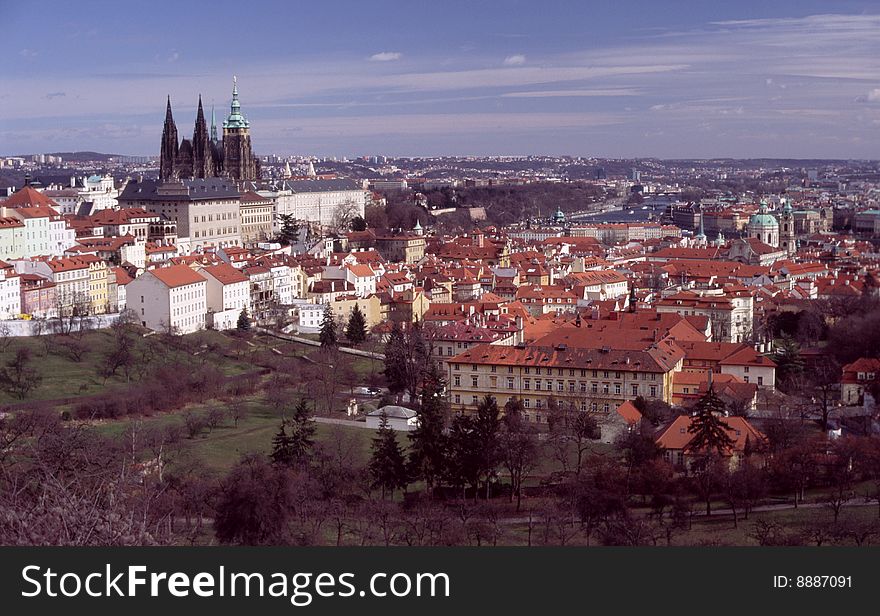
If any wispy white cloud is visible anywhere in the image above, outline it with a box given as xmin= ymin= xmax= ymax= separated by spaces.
xmin=502 ymin=88 xmax=640 ymax=98
xmin=503 ymin=54 xmax=526 ymax=66
xmin=369 ymin=51 xmax=402 ymax=62
xmin=867 ymin=88 xmax=880 ymax=102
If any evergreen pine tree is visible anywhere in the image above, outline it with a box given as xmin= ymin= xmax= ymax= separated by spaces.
xmin=237 ymin=308 xmax=251 ymax=331
xmin=345 ymin=303 xmax=368 ymax=346
xmin=319 ymin=304 xmax=338 ymax=349
xmin=383 ymin=321 xmax=408 ymax=399
xmin=772 ymin=334 xmax=804 ymax=385
xmin=473 ymin=394 xmax=501 ymax=499
xmin=270 ymin=398 xmax=316 ymax=467
xmin=687 ymin=387 xmax=735 ymax=455
xmin=287 ymin=397 xmax=316 ymax=463
xmin=270 ymin=422 xmax=294 ymax=466
xmin=408 ymin=361 xmax=448 ymax=495
xmin=369 ymin=413 xmax=409 ymax=499
xmin=445 ymin=413 xmax=481 ymax=498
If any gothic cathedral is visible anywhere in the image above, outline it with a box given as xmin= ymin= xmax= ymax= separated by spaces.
xmin=159 ymin=77 xmax=260 ymax=182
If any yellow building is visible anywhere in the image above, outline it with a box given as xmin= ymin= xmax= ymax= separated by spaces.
xmin=447 ymin=341 xmax=682 ymax=424
xmin=331 ymin=294 xmax=383 ymax=329
xmin=83 ymin=255 xmax=111 ymax=314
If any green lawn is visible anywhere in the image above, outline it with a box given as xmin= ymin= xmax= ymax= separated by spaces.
xmin=92 ymin=393 xmax=377 ymax=472
xmin=0 ymin=329 xmax=262 ymax=406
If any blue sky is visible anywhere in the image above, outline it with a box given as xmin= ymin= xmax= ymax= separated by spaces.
xmin=2 ymin=0 xmax=879 ymax=158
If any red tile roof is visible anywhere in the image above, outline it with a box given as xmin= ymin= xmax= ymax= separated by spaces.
xmin=3 ymin=186 xmax=60 ymax=208
xmin=199 ymin=263 xmax=249 ymax=285
xmin=149 ymin=264 xmax=206 ymax=288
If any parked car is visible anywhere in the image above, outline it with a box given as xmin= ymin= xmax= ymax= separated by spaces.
xmin=353 ymin=386 xmax=382 ymax=397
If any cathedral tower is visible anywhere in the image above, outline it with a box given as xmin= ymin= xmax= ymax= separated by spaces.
xmin=159 ymin=96 xmax=179 ymax=180
xmin=192 ymin=95 xmax=213 ymax=179
xmin=222 ymin=76 xmax=258 ymax=181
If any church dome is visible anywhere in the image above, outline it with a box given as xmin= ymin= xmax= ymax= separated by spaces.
xmin=748 ymin=202 xmax=778 ymax=229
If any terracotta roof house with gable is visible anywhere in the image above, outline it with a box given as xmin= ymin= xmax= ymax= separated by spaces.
xmin=841 ymin=358 xmax=880 ymax=405
xmin=676 ymin=340 xmax=776 ymax=390
xmin=127 ymin=264 xmax=207 ymax=334
xmin=656 ymin=414 xmax=766 ymax=471
xmin=598 ymin=401 xmax=643 ymax=444
xmin=198 ymin=262 xmax=250 ymax=330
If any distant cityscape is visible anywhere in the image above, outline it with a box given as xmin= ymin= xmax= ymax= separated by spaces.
xmin=2 ymin=40 xmax=880 ymax=548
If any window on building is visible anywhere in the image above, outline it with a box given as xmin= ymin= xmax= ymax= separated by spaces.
xmin=507 ymin=377 xmax=514 ymax=389
xmin=650 ymin=385 xmax=657 ymax=397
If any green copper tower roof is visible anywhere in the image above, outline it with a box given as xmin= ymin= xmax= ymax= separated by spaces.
xmin=223 ymin=75 xmax=249 ymax=129
xmin=749 ymin=200 xmax=778 ymax=228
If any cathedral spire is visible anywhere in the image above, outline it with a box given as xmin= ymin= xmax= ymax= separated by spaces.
xmin=159 ymin=95 xmax=179 ymax=181
xmin=192 ymin=94 xmax=212 ymax=179
xmin=210 ymin=104 xmax=218 ymax=143
xmin=223 ymin=75 xmax=249 ymax=129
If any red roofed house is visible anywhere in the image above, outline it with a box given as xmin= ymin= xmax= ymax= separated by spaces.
xmin=655 ymin=287 xmax=754 ymax=343
xmin=198 ymin=263 xmax=251 ymax=330
xmin=676 ymin=340 xmax=777 ymax=390
xmin=841 ymin=358 xmax=880 ymax=405
xmin=655 ymin=414 xmax=766 ymax=471
xmin=600 ymin=401 xmax=643 ymax=444
xmin=0 ymin=217 xmax=26 ymax=261
xmin=127 ymin=264 xmax=207 ymax=334
xmin=0 ymin=260 xmax=21 ymax=319
xmin=19 ymin=273 xmax=56 ymax=318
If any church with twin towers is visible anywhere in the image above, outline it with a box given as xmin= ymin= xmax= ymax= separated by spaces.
xmin=159 ymin=77 xmax=261 ymax=182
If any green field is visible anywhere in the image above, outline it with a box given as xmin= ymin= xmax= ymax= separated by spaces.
xmin=0 ymin=329 xmax=256 ymax=405
xmin=92 ymin=391 xmax=377 ymax=472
